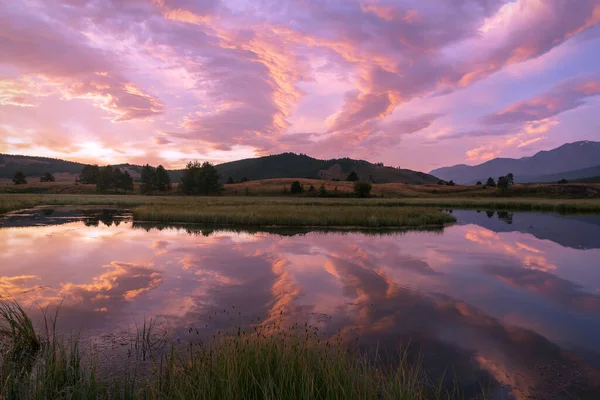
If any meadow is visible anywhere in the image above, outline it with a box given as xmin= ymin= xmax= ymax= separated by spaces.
xmin=2 ymin=193 xmax=600 ymax=229
xmin=0 ymin=300 xmax=475 ymax=400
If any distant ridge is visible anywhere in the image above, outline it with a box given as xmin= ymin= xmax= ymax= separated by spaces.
xmin=430 ymin=141 xmax=600 ymax=184
xmin=0 ymin=152 xmax=439 ymax=184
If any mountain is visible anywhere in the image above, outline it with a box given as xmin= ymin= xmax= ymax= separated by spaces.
xmin=520 ymin=164 xmax=600 ymax=183
xmin=0 ymin=153 xmax=439 ymax=185
xmin=430 ymin=141 xmax=600 ymax=184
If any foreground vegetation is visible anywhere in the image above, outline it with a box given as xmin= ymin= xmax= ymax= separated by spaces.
xmin=0 ymin=300 xmax=475 ymax=399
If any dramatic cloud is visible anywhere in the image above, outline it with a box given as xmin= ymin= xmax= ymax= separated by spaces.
xmin=1 ymin=0 xmax=599 ymax=168
xmin=483 ymin=75 xmax=600 ymax=125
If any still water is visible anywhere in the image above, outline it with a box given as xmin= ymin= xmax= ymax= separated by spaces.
xmin=1 ymin=208 xmax=600 ymax=398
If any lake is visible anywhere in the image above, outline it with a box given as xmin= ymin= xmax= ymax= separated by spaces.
xmin=1 ymin=207 xmax=600 ymax=399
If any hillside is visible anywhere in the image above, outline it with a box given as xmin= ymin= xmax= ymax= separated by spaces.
xmin=521 ymin=164 xmax=600 ymax=183
xmin=215 ymin=153 xmax=439 ymax=184
xmin=0 ymin=153 xmax=439 ymax=185
xmin=431 ymin=141 xmax=600 ymax=184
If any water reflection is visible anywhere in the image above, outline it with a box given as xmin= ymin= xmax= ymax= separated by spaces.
xmin=1 ymin=211 xmax=600 ymax=398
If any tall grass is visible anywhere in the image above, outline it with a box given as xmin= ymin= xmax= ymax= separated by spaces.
xmin=2 ymin=193 xmax=600 ymax=221
xmin=0 ymin=300 xmax=483 ymax=399
xmin=132 ymin=205 xmax=456 ymax=228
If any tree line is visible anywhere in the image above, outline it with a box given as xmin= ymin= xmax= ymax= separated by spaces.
xmin=476 ymin=173 xmax=514 ymax=190
xmin=79 ymin=165 xmax=134 ymax=193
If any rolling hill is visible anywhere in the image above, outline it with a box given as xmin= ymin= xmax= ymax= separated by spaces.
xmin=0 ymin=153 xmax=439 ymax=185
xmin=214 ymin=153 xmax=438 ymax=184
xmin=430 ymin=141 xmax=600 ymax=184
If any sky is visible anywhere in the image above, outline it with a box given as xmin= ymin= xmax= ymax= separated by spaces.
xmin=1 ymin=0 xmax=599 ymax=172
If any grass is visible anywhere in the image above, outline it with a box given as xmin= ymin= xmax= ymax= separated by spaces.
xmin=132 ymin=204 xmax=456 ymax=228
xmin=2 ymin=194 xmax=600 ymax=229
xmin=0 ymin=299 xmax=481 ymax=399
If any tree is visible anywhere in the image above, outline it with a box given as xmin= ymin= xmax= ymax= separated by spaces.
xmin=497 ymin=176 xmax=509 ymax=190
xmin=476 ymin=181 xmax=482 ymax=186
xmin=346 ymin=171 xmax=359 ymax=182
xmin=240 ymin=177 xmax=250 ymax=183
xmin=156 ymin=165 xmax=172 ymax=192
xmin=486 ymin=177 xmax=496 ymax=187
xmin=120 ymin=171 xmax=134 ymax=193
xmin=506 ymin=173 xmax=514 ymax=185
xmin=140 ymin=164 xmax=158 ymax=194
xmin=79 ymin=165 xmax=100 ymax=184
xmin=558 ymin=178 xmax=568 ymax=184
xmin=497 ymin=173 xmax=514 ymax=191
xmin=354 ymin=181 xmax=372 ymax=198
xmin=112 ymin=168 xmax=124 ymax=194
xmin=226 ymin=176 xmax=235 ymax=184
xmin=180 ymin=161 xmax=222 ymax=195
xmin=308 ymin=184 xmax=316 ymax=193
xmin=446 ymin=180 xmax=455 ymax=186
xmin=96 ymin=166 xmax=114 ymax=192
xmin=318 ymin=183 xmax=327 ymax=197
xmin=40 ymin=172 xmax=55 ymax=183
xmin=13 ymin=171 xmax=27 ymax=185
xmin=290 ymin=181 xmax=304 ymax=194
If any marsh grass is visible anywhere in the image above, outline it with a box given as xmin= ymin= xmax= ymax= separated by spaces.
xmin=2 ymin=193 xmax=600 ymax=218
xmin=0 ymin=300 xmax=486 ymax=399
xmin=132 ymin=204 xmax=456 ymax=228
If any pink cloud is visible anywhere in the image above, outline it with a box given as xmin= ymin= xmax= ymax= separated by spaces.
xmin=483 ymin=75 xmax=600 ymax=125
xmin=0 ymin=0 xmax=599 ymax=169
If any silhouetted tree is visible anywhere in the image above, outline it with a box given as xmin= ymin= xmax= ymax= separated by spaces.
xmin=290 ymin=181 xmax=304 ymax=194
xmin=96 ymin=166 xmax=114 ymax=192
xmin=40 ymin=172 xmax=55 ymax=183
xmin=446 ymin=180 xmax=455 ymax=186
xmin=558 ymin=178 xmax=568 ymax=184
xmin=476 ymin=181 xmax=482 ymax=185
xmin=180 ymin=161 xmax=222 ymax=195
xmin=346 ymin=171 xmax=359 ymax=182
xmin=120 ymin=171 xmax=134 ymax=193
xmin=140 ymin=164 xmax=158 ymax=194
xmin=240 ymin=177 xmax=250 ymax=183
xmin=353 ymin=181 xmax=372 ymax=198
xmin=13 ymin=171 xmax=27 ymax=185
xmin=156 ymin=165 xmax=172 ymax=192
xmin=79 ymin=165 xmax=100 ymax=184
xmin=486 ymin=177 xmax=496 ymax=187
xmin=112 ymin=168 xmax=124 ymax=194
xmin=226 ymin=176 xmax=235 ymax=184
xmin=308 ymin=184 xmax=316 ymax=193
xmin=319 ymin=183 xmax=327 ymax=197
xmin=506 ymin=173 xmax=514 ymax=185
xmin=497 ymin=173 xmax=514 ymax=191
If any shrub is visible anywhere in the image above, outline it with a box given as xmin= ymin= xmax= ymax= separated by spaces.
xmin=346 ymin=171 xmax=359 ymax=182
xmin=290 ymin=181 xmax=304 ymax=194
xmin=353 ymin=181 xmax=372 ymax=198
xmin=12 ymin=171 xmax=27 ymax=185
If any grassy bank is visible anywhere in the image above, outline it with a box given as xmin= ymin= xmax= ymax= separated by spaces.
xmin=132 ymin=204 xmax=456 ymax=228
xmin=2 ymin=194 xmax=600 ymax=227
xmin=0 ymin=300 xmax=470 ymax=399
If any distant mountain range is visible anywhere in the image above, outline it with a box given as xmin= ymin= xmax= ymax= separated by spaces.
xmin=430 ymin=141 xmax=600 ymax=184
xmin=0 ymin=152 xmax=439 ymax=185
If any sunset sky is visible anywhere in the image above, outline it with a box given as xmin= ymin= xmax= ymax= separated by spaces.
xmin=1 ymin=0 xmax=599 ymax=172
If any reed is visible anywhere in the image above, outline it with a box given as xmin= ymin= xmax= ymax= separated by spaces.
xmin=0 ymin=300 xmax=483 ymax=399
xmin=131 ymin=204 xmax=456 ymax=228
